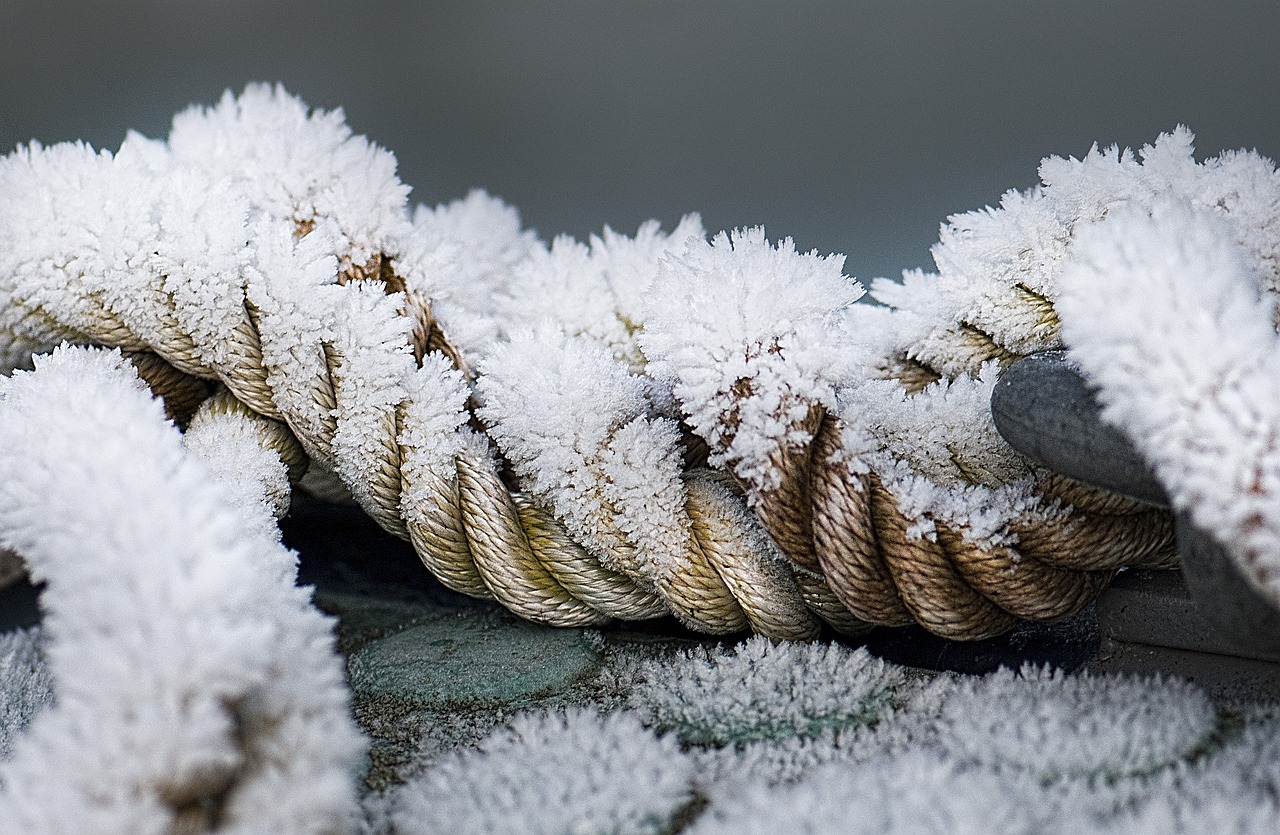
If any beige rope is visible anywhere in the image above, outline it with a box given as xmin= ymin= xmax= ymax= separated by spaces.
xmin=124 ymin=350 xmax=213 ymax=427
xmin=9 ymin=228 xmax=1175 ymax=641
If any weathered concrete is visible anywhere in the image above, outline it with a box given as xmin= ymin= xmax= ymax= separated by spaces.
xmin=1092 ymin=569 xmax=1280 ymax=701
xmin=1173 ymin=516 xmax=1280 ymax=658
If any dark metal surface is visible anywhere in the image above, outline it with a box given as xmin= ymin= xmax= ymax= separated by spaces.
xmin=1177 ymin=513 xmax=1280 ymax=659
xmin=991 ymin=350 xmax=1167 ymax=505
xmin=994 ymin=351 xmax=1280 ymax=664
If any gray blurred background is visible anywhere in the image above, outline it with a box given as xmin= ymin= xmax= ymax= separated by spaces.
xmin=3 ymin=0 xmax=1277 ymax=282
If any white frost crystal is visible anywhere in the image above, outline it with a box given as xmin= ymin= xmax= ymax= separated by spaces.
xmin=931 ymin=665 xmax=1216 ymax=781
xmin=168 ymin=82 xmax=412 ymax=274
xmin=642 ymin=227 xmax=865 ymax=494
xmin=399 ymin=189 xmax=541 ymax=361
xmin=478 ymin=325 xmax=691 ymax=579
xmin=688 ymin=754 xmax=1051 ymax=835
xmin=628 ymin=637 xmax=903 ymax=746
xmin=1058 ymin=198 xmax=1280 ymax=605
xmin=873 ymin=127 xmax=1280 ymax=376
xmin=0 ymin=630 xmax=52 ymax=762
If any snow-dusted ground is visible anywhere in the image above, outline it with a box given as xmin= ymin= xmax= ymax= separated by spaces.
xmin=6 ymin=612 xmax=1279 ymax=835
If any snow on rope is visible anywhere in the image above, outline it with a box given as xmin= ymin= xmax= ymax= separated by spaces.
xmin=0 ymin=84 xmax=843 ymax=640
xmin=0 ymin=85 xmax=1217 ymax=641
xmin=1058 ymin=196 xmax=1280 ymax=612
xmin=639 ymin=130 xmax=1278 ymax=637
xmin=0 ymin=346 xmax=363 ymax=835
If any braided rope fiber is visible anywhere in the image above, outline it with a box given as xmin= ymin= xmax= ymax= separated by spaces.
xmin=0 ymin=85 xmax=1178 ymax=641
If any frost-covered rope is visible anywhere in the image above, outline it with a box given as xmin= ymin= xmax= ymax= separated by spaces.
xmin=0 ymin=85 xmax=831 ymax=640
xmin=4 ymin=86 xmax=1234 ymax=642
xmin=0 ymin=347 xmax=363 ymax=835
xmin=638 ymin=222 xmax=1176 ymax=640
xmin=1058 ymin=196 xmax=1280 ymax=613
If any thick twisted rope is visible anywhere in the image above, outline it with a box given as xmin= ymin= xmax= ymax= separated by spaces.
xmin=2 ymin=238 xmax=833 ymax=639
xmin=7 ymin=236 xmax=1174 ymax=641
xmin=736 ymin=276 xmax=1175 ymax=639
xmin=0 ymin=87 xmax=1185 ymax=641
xmin=748 ymin=404 xmax=1174 ymax=640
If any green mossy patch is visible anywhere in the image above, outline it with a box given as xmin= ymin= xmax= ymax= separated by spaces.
xmin=347 ymin=613 xmax=602 ymax=708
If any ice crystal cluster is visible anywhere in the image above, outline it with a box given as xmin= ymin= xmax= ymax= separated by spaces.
xmin=363 ymin=638 xmax=1279 ymax=835
xmin=1056 ymin=177 xmax=1280 ymax=607
xmin=628 ymin=637 xmax=903 ymax=745
xmin=462 ymin=215 xmax=712 ymax=585
xmin=0 ymin=630 xmax=51 ymax=762
xmin=642 ymin=228 xmax=866 ymax=493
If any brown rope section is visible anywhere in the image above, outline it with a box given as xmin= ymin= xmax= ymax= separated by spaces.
xmin=753 ymin=404 xmax=824 ymax=571
xmin=747 ymin=407 xmax=1177 ymax=641
xmin=125 ymin=350 xmax=213 ymax=427
xmin=868 ymin=474 xmax=1019 ymax=639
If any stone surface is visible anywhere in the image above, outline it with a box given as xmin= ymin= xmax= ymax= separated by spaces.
xmin=348 ymin=614 xmax=601 ymax=706
xmin=991 ymin=350 xmax=1167 ymax=505
xmin=1095 ymin=569 xmax=1280 ymax=662
xmin=1088 ymin=638 xmax=1280 ymax=704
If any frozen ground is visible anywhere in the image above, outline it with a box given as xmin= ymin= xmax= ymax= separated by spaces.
xmin=6 ymin=497 xmax=1274 ymax=834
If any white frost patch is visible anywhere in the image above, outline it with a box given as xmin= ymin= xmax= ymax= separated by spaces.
xmin=0 ymin=629 xmax=52 ymax=762
xmin=399 ymin=190 xmax=541 ymax=362
xmin=390 ymin=709 xmax=694 ymax=835
xmin=839 ymin=363 xmax=1033 ymax=487
xmin=243 ymin=218 xmax=344 ymax=456
xmin=932 ymin=665 xmax=1216 ymax=781
xmin=182 ymin=402 xmax=293 ymax=539
xmin=592 ymin=214 xmax=705 ymax=336
xmin=871 ymin=128 xmax=1280 ymax=378
xmin=506 ymin=236 xmax=633 ymax=355
xmin=396 ymin=354 xmax=472 ymax=485
xmin=866 ymin=455 xmax=1047 ymax=547
xmin=628 ymin=637 xmax=903 ymax=746
xmin=477 ymin=326 xmax=691 ymax=578
xmin=326 ymin=281 xmax=417 ymax=516
xmin=689 ymin=753 xmax=1052 ymax=835
xmin=0 ymin=141 xmax=142 ymax=351
xmin=168 ymin=83 xmax=412 ymax=274
xmin=641 ymin=227 xmax=865 ymax=495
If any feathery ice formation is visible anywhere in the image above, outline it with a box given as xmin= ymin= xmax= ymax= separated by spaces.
xmin=4 ymin=86 xmax=1278 ymax=644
